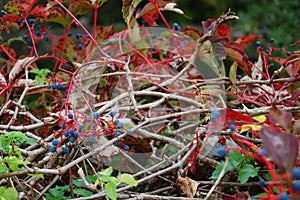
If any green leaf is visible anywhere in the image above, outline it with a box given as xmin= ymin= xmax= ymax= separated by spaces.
xmin=1 ymin=156 xmax=30 ymax=172
xmin=28 ymin=174 xmax=44 ymax=179
xmin=54 ymin=37 xmax=82 ymax=62
xmin=100 ymin=176 xmax=119 ymax=183
xmin=0 ymin=186 xmax=18 ymax=200
xmin=99 ymin=167 xmax=113 ymax=177
xmin=229 ymin=61 xmax=237 ymax=85
xmin=73 ymin=179 xmax=85 ymax=187
xmin=228 ymin=150 xmax=244 ymax=167
xmin=105 ymin=182 xmax=116 ymax=200
xmin=35 ymin=76 xmax=44 ymax=85
xmin=119 ymin=173 xmax=138 ymax=187
xmin=238 ymin=164 xmax=259 ymax=184
xmin=210 ymin=161 xmax=235 ymax=179
xmin=73 ymin=188 xmax=93 ymax=197
xmin=0 ymin=164 xmax=8 ymax=174
xmin=0 ymin=135 xmax=11 ymax=153
xmin=49 ymin=185 xmax=70 ymax=196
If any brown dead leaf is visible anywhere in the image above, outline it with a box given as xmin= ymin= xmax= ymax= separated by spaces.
xmin=9 ymin=56 xmax=36 ymax=83
xmin=176 ymin=176 xmax=199 ymax=198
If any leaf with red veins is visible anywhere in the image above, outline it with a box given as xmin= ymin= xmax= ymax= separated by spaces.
xmin=94 ymin=25 xmax=114 ymax=44
xmin=216 ymin=23 xmax=231 ymax=40
xmin=235 ymin=34 xmax=261 ymax=48
xmin=0 ymin=14 xmax=21 ymax=23
xmin=181 ymin=26 xmax=202 ymax=40
xmin=29 ymin=5 xmax=49 ymax=17
xmin=224 ymin=42 xmax=252 ymax=76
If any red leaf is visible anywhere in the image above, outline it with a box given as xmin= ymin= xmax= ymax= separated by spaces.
xmin=29 ymin=5 xmax=49 ymax=17
xmin=54 ymin=38 xmax=82 ymax=61
xmin=268 ymin=56 xmax=286 ymax=65
xmin=224 ymin=42 xmax=252 ymax=76
xmin=235 ymin=34 xmax=261 ymax=48
xmin=0 ymin=14 xmax=21 ymax=23
xmin=17 ymin=0 xmax=39 ymax=17
xmin=216 ymin=23 xmax=230 ymax=40
xmin=181 ymin=26 xmax=202 ymax=40
xmin=291 ymin=88 xmax=300 ymax=103
xmin=285 ymin=60 xmax=300 ymax=77
xmin=225 ymin=108 xmax=256 ymax=124
xmin=259 ymin=126 xmax=298 ymax=174
xmin=94 ymin=25 xmax=114 ymax=43
xmin=269 ymin=106 xmax=293 ymax=132
xmin=0 ymin=72 xmax=7 ymax=88
xmin=141 ymin=11 xmax=159 ymax=26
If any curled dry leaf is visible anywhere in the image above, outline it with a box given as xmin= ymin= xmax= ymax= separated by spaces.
xmin=0 ymin=72 xmax=7 ymax=88
xmin=9 ymin=56 xmax=36 ymax=83
xmin=176 ymin=176 xmax=199 ymax=198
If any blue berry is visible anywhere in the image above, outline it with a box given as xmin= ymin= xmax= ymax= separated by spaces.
xmin=67 ymin=128 xmax=74 ymax=135
xmin=124 ymin=145 xmax=129 ymax=151
xmin=70 ymin=136 xmax=76 ymax=143
xmin=278 ymin=192 xmax=289 ymax=200
xmin=72 ymin=56 xmax=77 ymax=61
xmin=35 ymin=31 xmax=41 ymax=36
xmin=78 ymin=44 xmax=83 ymax=50
xmin=114 ymin=119 xmax=120 ymax=125
xmin=269 ymin=63 xmax=274 ymax=67
xmin=50 ymin=145 xmax=56 ymax=152
xmin=52 ymin=139 xmax=59 ymax=146
xmin=93 ymin=112 xmax=100 ymax=119
xmin=23 ymin=34 xmax=28 ymax=39
xmin=79 ymin=124 xmax=84 ymax=131
xmin=229 ymin=124 xmax=236 ymax=132
xmin=44 ymin=35 xmax=49 ymax=41
xmin=64 ymin=131 xmax=70 ymax=137
xmin=61 ymin=124 xmax=66 ymax=129
xmin=256 ymin=41 xmax=261 ymax=47
xmin=28 ymin=19 xmax=35 ymax=25
xmin=293 ymin=181 xmax=300 ymax=191
xmin=67 ymin=32 xmax=72 ymax=37
xmin=258 ymin=179 xmax=266 ymax=187
xmin=126 ymin=129 xmax=133 ymax=135
xmin=75 ymin=33 xmax=82 ymax=39
xmin=287 ymin=51 xmax=292 ymax=56
xmin=35 ymin=104 xmax=43 ymax=109
xmin=68 ymin=113 xmax=73 ymax=119
xmin=292 ymin=167 xmax=300 ymax=179
xmin=26 ymin=45 xmax=31 ymax=50
xmin=216 ymin=146 xmax=227 ymax=158
xmin=265 ymin=49 xmax=270 ymax=54
xmin=257 ymin=148 xmax=268 ymax=157
xmin=109 ymin=111 xmax=116 ymax=117
xmin=117 ymin=122 xmax=124 ymax=128
xmin=62 ymin=146 xmax=69 ymax=153
xmin=89 ymin=136 xmax=96 ymax=144
xmin=115 ymin=130 xmax=121 ymax=137
xmin=173 ymin=22 xmax=181 ymax=31
xmin=210 ymin=110 xmax=220 ymax=122
xmin=270 ymin=38 xmax=275 ymax=43
xmin=72 ymin=131 xmax=79 ymax=138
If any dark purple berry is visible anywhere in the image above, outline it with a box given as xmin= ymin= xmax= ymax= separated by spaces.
xmin=75 ymin=33 xmax=82 ymax=39
xmin=68 ymin=32 xmax=72 ymax=37
xmin=44 ymin=35 xmax=49 ymax=41
xmin=270 ymin=38 xmax=274 ymax=43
